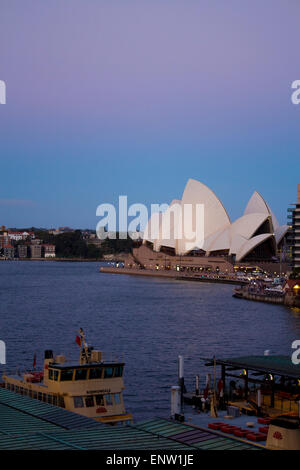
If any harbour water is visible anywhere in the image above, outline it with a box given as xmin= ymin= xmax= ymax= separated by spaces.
xmin=1 ymin=261 xmax=300 ymax=422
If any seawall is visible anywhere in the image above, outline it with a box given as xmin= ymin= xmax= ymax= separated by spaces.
xmin=233 ymin=289 xmax=300 ymax=308
xmin=99 ymin=266 xmax=246 ymax=285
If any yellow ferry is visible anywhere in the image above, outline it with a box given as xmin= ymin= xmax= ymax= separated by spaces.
xmin=1 ymin=329 xmax=132 ymax=425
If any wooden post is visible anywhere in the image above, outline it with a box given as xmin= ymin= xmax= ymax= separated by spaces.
xmin=271 ymin=381 xmax=275 ymax=408
xmin=221 ymin=365 xmax=226 ymax=390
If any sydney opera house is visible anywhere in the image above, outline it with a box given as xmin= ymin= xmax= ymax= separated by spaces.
xmin=130 ymin=179 xmax=289 ymax=274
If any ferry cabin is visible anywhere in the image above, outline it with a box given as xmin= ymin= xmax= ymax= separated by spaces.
xmin=2 ymin=351 xmax=132 ymax=426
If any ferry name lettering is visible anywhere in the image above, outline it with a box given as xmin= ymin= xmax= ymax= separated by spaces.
xmin=291 ymin=340 xmax=300 ymax=365
xmin=86 ymin=389 xmax=111 ymax=394
xmin=291 ymin=80 xmax=300 ymax=105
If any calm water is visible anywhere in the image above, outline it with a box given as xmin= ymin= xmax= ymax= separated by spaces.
xmin=1 ymin=261 xmax=300 ymax=421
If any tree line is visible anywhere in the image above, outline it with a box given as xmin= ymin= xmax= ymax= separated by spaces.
xmin=33 ymin=230 xmax=135 ymax=259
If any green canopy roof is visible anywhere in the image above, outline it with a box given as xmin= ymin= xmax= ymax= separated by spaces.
xmin=0 ymin=388 xmax=258 ymax=450
xmin=203 ymin=355 xmax=300 ymax=379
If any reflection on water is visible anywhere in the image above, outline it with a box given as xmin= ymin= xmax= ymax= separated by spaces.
xmin=290 ymin=307 xmax=300 ymax=317
xmin=0 ymin=261 xmax=300 ymax=421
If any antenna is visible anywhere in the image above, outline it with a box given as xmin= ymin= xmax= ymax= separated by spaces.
xmin=79 ymin=328 xmax=90 ymax=364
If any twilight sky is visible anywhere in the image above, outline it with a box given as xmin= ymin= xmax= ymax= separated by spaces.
xmin=0 ymin=0 xmax=299 ymax=229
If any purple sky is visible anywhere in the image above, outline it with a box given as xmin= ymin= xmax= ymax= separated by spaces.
xmin=0 ymin=0 xmax=299 ymax=228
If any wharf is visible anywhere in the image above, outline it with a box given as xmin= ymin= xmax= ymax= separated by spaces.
xmin=99 ymin=267 xmax=247 ymax=285
xmin=233 ymin=290 xmax=284 ymax=305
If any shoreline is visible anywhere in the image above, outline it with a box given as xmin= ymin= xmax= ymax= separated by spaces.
xmin=99 ymin=266 xmax=247 ymax=285
xmin=233 ymin=288 xmax=300 ymax=308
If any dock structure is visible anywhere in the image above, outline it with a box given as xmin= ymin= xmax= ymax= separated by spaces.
xmin=233 ymin=285 xmax=300 ymax=307
xmin=202 ymin=355 xmax=300 ymax=417
xmin=233 ymin=288 xmax=285 ymax=305
xmin=100 ymin=266 xmax=247 ymax=286
xmin=0 ymin=388 xmax=259 ymax=450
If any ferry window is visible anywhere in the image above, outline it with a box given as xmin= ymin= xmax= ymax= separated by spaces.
xmin=60 ymin=369 xmax=74 ymax=381
xmin=85 ymin=396 xmax=94 ymax=408
xmin=11 ymin=384 xmax=15 ymax=392
xmin=89 ymin=367 xmax=103 ymax=379
xmin=73 ymin=396 xmax=84 ymax=408
xmin=53 ymin=370 xmax=59 ymax=381
xmin=29 ymin=390 xmax=32 ymax=398
xmin=114 ymin=366 xmax=123 ymax=377
xmin=105 ymin=394 xmax=113 ymax=406
xmin=58 ymin=396 xmax=65 ymax=408
xmin=75 ymin=369 xmax=87 ymax=381
xmin=38 ymin=392 xmax=42 ymax=401
xmin=48 ymin=369 xmax=53 ymax=380
xmin=95 ymin=394 xmax=104 ymax=406
xmin=53 ymin=396 xmax=57 ymax=406
xmin=47 ymin=395 xmax=52 ymax=404
xmin=114 ymin=393 xmax=121 ymax=405
xmin=104 ymin=367 xmax=114 ymax=378
xmin=33 ymin=391 xmax=37 ymax=399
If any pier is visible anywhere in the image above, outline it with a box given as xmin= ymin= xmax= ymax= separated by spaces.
xmin=233 ymin=289 xmax=285 ymax=305
xmin=0 ymin=388 xmax=259 ymax=450
xmin=233 ymin=286 xmax=300 ymax=308
xmin=100 ymin=266 xmax=247 ymax=285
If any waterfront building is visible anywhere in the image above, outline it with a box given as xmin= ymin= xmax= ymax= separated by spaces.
xmin=30 ymin=244 xmax=42 ymax=258
xmin=17 ymin=245 xmax=28 ymax=258
xmin=8 ymin=231 xmax=35 ymax=242
xmin=3 ymin=244 xmax=14 ymax=258
xmin=43 ymin=244 xmax=56 ymax=258
xmin=30 ymin=238 xmax=42 ymax=245
xmin=139 ymin=179 xmax=289 ymax=274
xmin=0 ymin=228 xmax=9 ymax=249
xmin=288 ymin=184 xmax=300 ymax=270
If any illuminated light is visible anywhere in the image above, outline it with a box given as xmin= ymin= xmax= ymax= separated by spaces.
xmin=293 ymin=284 xmax=300 ymax=290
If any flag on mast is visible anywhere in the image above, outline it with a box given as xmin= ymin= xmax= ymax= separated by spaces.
xmin=75 ymin=335 xmax=81 ymax=347
xmin=33 ymin=353 xmax=36 ymax=369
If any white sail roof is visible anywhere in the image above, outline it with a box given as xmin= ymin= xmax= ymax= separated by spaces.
xmin=143 ymin=212 xmax=163 ymax=246
xmin=154 ymin=199 xmax=182 ymax=251
xmin=244 ymin=191 xmax=279 ymax=230
xmin=274 ymin=224 xmax=289 ymax=245
xmin=176 ymin=179 xmax=230 ymax=254
xmin=142 ymin=180 xmax=285 ymax=262
xmin=235 ymin=233 xmax=274 ymax=262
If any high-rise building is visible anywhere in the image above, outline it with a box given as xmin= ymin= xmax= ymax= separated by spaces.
xmin=30 ymin=244 xmax=42 ymax=259
xmin=18 ymin=245 xmax=28 ymax=258
xmin=288 ymin=184 xmax=300 ymax=270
